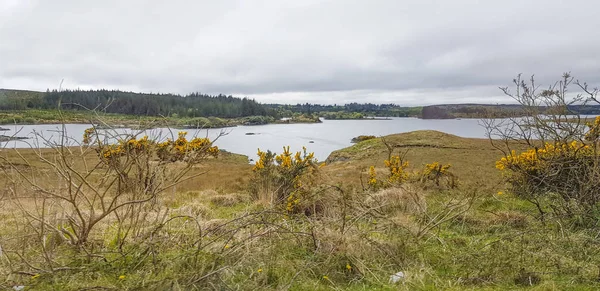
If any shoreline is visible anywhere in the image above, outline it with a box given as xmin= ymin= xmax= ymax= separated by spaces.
xmin=0 ymin=135 xmax=29 ymax=142
xmin=0 ymin=119 xmax=324 ymax=129
xmin=323 ymin=117 xmax=394 ymax=120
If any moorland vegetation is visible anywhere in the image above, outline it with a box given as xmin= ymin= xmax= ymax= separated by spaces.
xmin=1 ymin=73 xmax=600 ymax=290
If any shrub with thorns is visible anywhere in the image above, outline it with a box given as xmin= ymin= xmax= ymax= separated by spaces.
xmin=420 ymin=162 xmax=456 ymax=188
xmin=251 ymin=146 xmax=321 ymax=211
xmin=485 ymin=73 xmax=600 ymax=223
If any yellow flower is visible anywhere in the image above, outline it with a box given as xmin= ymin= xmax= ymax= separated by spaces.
xmin=368 ymin=165 xmax=377 ymax=187
xmin=346 ymin=264 xmax=352 ymax=271
xmin=497 ymin=191 xmax=504 ymax=196
xmin=31 ymin=274 xmax=40 ymax=279
xmin=224 ymin=244 xmax=231 ymax=249
xmin=257 ymin=268 xmax=263 ymax=273
xmin=119 ymin=275 xmax=126 ymax=280
xmin=384 ymin=156 xmax=409 ymax=184
xmin=322 ymin=275 xmax=329 ymax=280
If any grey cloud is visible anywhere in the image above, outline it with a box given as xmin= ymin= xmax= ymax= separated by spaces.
xmin=1 ymin=0 xmax=599 ymax=104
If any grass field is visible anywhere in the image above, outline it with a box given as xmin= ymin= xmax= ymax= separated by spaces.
xmin=1 ymin=130 xmax=599 ymax=290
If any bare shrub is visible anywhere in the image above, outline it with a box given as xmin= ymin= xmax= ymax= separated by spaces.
xmin=0 ymin=118 xmax=223 ymax=274
xmin=483 ymin=73 xmax=600 ymax=224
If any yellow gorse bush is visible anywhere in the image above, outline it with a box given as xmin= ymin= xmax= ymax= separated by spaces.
xmin=496 ymin=117 xmax=600 ymax=177
xmin=419 ymin=162 xmax=456 ymax=188
xmin=368 ymin=157 xmax=456 ymax=189
xmin=367 ymin=166 xmax=377 ymax=187
xmin=83 ymin=127 xmax=95 ymax=144
xmin=252 ymin=148 xmax=273 ymax=171
xmin=253 ymin=146 xmax=315 ymax=173
xmin=157 ymin=131 xmax=219 ymax=162
xmin=496 ymin=141 xmax=593 ymax=173
xmin=367 ymin=155 xmax=409 ymax=189
xmin=424 ymin=162 xmax=451 ymax=175
xmin=275 ymin=146 xmax=294 ymax=168
xmin=98 ymin=136 xmax=152 ymax=163
xmin=83 ymin=129 xmax=218 ymax=164
xmin=496 ymin=136 xmax=600 ymax=209
xmin=251 ymin=146 xmax=319 ymax=211
xmin=584 ymin=116 xmax=600 ymax=142
xmin=100 ymin=144 xmax=124 ymax=161
xmin=384 ymin=155 xmax=410 ymax=184
xmin=286 ymin=192 xmax=301 ymax=212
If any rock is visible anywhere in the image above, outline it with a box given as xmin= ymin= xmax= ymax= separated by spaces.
xmin=389 ymin=271 xmax=405 ymax=283
xmin=0 ymin=127 xmax=9 ymax=131
xmin=0 ymin=135 xmax=29 ymax=142
xmin=13 ymin=286 xmax=25 ymax=291
xmin=351 ymin=135 xmax=376 ymax=143
xmin=309 ymin=140 xmax=314 ymax=143
xmin=245 ymin=132 xmax=259 ymax=135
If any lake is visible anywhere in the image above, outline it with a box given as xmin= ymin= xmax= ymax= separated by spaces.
xmin=0 ymin=118 xmax=496 ymax=161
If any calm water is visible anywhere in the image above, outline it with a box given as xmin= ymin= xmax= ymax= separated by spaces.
xmin=0 ymin=118 xmax=493 ymax=161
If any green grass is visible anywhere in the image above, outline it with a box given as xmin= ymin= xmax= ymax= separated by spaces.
xmin=1 ymin=130 xmax=600 ymax=290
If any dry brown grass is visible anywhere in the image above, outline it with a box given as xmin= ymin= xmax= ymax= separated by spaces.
xmin=365 ymin=186 xmax=427 ymax=215
xmin=490 ymin=210 xmax=529 ymax=228
xmin=0 ymin=130 xmax=518 ymax=201
xmin=324 ymin=130 xmax=529 ymax=189
xmin=209 ymin=193 xmax=250 ymax=206
xmin=0 ymin=146 xmax=253 ymax=196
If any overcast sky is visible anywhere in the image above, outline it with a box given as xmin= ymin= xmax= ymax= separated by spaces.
xmin=1 ymin=0 xmax=599 ymax=105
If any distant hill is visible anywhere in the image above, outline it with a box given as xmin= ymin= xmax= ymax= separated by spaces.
xmin=421 ymin=104 xmax=600 ymax=119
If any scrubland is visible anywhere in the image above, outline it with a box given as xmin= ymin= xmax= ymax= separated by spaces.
xmin=1 ymin=127 xmax=599 ymax=290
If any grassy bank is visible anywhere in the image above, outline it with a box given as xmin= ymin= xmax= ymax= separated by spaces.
xmin=0 ymin=109 xmax=321 ymax=129
xmin=1 ymin=131 xmax=599 ymax=290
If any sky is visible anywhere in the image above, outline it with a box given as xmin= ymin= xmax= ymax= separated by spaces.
xmin=1 ymin=0 xmax=599 ymax=105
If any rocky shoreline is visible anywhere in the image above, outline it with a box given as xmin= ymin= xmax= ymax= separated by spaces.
xmin=0 ymin=135 xmax=29 ymax=142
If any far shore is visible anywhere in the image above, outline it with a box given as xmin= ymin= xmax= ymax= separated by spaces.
xmin=324 ymin=117 xmax=393 ymax=120
xmin=0 ymin=118 xmax=324 ymax=130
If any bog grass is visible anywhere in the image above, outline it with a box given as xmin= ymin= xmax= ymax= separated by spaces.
xmin=1 ymin=130 xmax=599 ymax=290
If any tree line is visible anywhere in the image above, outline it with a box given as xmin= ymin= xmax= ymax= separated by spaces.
xmin=0 ymin=89 xmax=277 ymax=118
xmin=265 ymin=102 xmax=422 ymax=117
xmin=1 ymin=89 xmax=426 ymax=119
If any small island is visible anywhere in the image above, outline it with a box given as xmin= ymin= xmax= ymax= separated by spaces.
xmin=276 ymin=114 xmax=322 ymax=124
xmin=351 ymin=135 xmax=376 ymax=143
xmin=320 ymin=111 xmax=394 ymax=120
xmin=0 ymin=135 xmax=28 ymax=142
